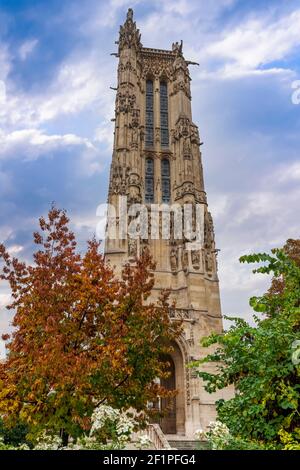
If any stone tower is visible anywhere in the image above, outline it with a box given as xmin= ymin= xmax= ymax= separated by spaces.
xmin=105 ymin=9 xmax=228 ymax=438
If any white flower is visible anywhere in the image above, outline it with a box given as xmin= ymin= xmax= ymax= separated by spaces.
xmin=34 ymin=431 xmax=62 ymax=450
xmin=194 ymin=428 xmax=206 ymax=440
xmin=136 ymin=434 xmax=152 ymax=450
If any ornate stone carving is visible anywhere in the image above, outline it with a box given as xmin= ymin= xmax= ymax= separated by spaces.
xmin=205 ymin=251 xmax=213 ymax=272
xmin=127 ymin=173 xmax=142 ymax=204
xmin=116 ymin=89 xmax=136 ymax=113
xmin=183 ymin=137 xmax=192 ymax=160
xmin=190 ymin=124 xmax=200 ymax=145
xmin=118 ymin=8 xmax=142 ymax=52
xmin=203 ymin=211 xmax=216 ymax=273
xmin=118 ymin=59 xmax=136 ymax=74
xmin=128 ymin=172 xmax=140 ymax=187
xmin=181 ymin=248 xmax=189 ymax=273
xmin=109 ymin=164 xmax=130 ymax=195
xmin=169 ymin=308 xmax=197 ymax=321
xmin=173 ymin=76 xmax=191 ymax=99
xmin=172 ymin=40 xmax=183 ymax=55
xmin=128 ymin=187 xmax=141 ymax=205
xmin=191 ymin=250 xmax=200 ymax=270
xmin=174 ymin=115 xmax=200 ymax=143
xmin=170 ymin=128 xmax=176 ymax=144
xmin=130 ymin=127 xmax=139 ymax=148
xmin=174 ymin=181 xmax=206 ymax=203
xmin=140 ymin=52 xmax=174 ymax=80
xmin=131 ymin=108 xmax=140 ymax=127
xmin=129 ymin=110 xmax=140 ymax=149
xmin=204 ymin=211 xmax=215 ymax=249
xmin=174 ymin=116 xmax=190 ymax=140
xmin=172 ymin=49 xmax=191 ymax=99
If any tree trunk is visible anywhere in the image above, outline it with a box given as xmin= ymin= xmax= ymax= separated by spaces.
xmin=60 ymin=428 xmax=69 ymax=447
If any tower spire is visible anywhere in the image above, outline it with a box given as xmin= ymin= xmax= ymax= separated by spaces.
xmin=105 ymin=9 xmax=231 ymax=438
xmin=117 ymin=8 xmax=142 ymax=53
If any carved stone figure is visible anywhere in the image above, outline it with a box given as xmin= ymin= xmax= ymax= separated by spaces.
xmin=205 ymin=252 xmax=213 ymax=272
xmin=191 ymin=250 xmax=200 ymax=269
xmin=117 ymin=90 xmax=136 ymax=113
xmin=181 ymin=248 xmax=189 ymax=273
xmin=131 ymin=126 xmax=139 ymax=147
xmin=170 ymin=247 xmax=178 ymax=272
xmin=172 ymin=40 xmax=183 ymax=55
xmin=183 ymin=137 xmax=191 ymax=159
xmin=204 ymin=211 xmax=215 ymax=249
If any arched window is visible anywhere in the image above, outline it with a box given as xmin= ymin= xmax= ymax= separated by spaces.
xmin=145 ymin=158 xmax=154 ymax=203
xmin=160 ymin=81 xmax=169 ymax=147
xmin=161 ymin=158 xmax=170 ymax=203
xmin=145 ymin=80 xmax=154 ymax=147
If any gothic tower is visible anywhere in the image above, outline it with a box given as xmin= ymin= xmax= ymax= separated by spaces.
xmin=105 ymin=9 xmax=228 ymax=438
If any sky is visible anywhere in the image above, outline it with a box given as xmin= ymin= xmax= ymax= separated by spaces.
xmin=0 ymin=0 xmax=300 ymax=356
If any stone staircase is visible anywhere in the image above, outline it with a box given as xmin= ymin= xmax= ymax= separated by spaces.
xmin=133 ymin=425 xmax=208 ymax=450
xmin=166 ymin=435 xmax=209 ymax=450
xmin=168 ymin=440 xmax=198 ymax=450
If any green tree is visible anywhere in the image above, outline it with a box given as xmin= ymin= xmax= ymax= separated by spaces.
xmin=193 ymin=247 xmax=300 ymax=449
xmin=0 ymin=418 xmax=30 ymax=448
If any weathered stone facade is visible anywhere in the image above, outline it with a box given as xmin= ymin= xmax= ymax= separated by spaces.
xmin=105 ymin=9 xmax=231 ymax=438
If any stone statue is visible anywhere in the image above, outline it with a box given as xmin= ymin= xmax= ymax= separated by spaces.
xmin=191 ymin=250 xmax=200 ymax=269
xmin=172 ymin=40 xmax=183 ymax=55
xmin=181 ymin=248 xmax=189 ymax=273
xmin=127 ymin=8 xmax=133 ymax=21
xmin=170 ymin=248 xmax=178 ymax=272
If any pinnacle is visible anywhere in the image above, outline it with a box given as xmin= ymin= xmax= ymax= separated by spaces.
xmin=126 ymin=8 xmax=134 ymax=21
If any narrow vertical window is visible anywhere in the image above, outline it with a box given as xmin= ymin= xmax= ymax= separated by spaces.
xmin=160 ymin=81 xmax=169 ymax=147
xmin=161 ymin=158 xmax=170 ymax=203
xmin=145 ymin=80 xmax=154 ymax=147
xmin=145 ymin=158 xmax=154 ymax=203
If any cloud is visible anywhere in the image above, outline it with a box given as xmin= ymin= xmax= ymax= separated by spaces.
xmin=7 ymin=244 xmax=23 ymax=255
xmin=0 ymin=80 xmax=6 ymax=104
xmin=0 ymin=52 xmax=114 ymax=128
xmin=0 ymin=43 xmax=10 ymax=82
xmin=202 ymin=9 xmax=300 ymax=77
xmin=0 ymin=225 xmax=14 ymax=244
xmin=210 ymin=157 xmax=300 ymax=324
xmin=18 ymin=39 xmax=38 ymax=61
xmin=94 ymin=122 xmax=114 ymax=151
xmin=275 ymin=161 xmax=300 ymax=183
xmin=0 ymin=128 xmax=97 ymax=161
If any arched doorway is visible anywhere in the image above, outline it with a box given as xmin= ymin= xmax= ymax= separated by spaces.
xmin=160 ymin=354 xmax=176 ymax=434
xmin=152 ymin=341 xmax=186 ymax=435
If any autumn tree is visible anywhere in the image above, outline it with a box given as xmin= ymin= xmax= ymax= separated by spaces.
xmin=0 ymin=207 xmax=180 ymax=445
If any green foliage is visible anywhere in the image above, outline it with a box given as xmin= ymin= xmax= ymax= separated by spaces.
xmin=0 ymin=419 xmax=31 ymax=448
xmin=193 ymin=248 xmax=300 ymax=449
xmin=195 ymin=421 xmax=277 ymax=450
xmin=0 ymin=405 xmax=150 ymax=451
